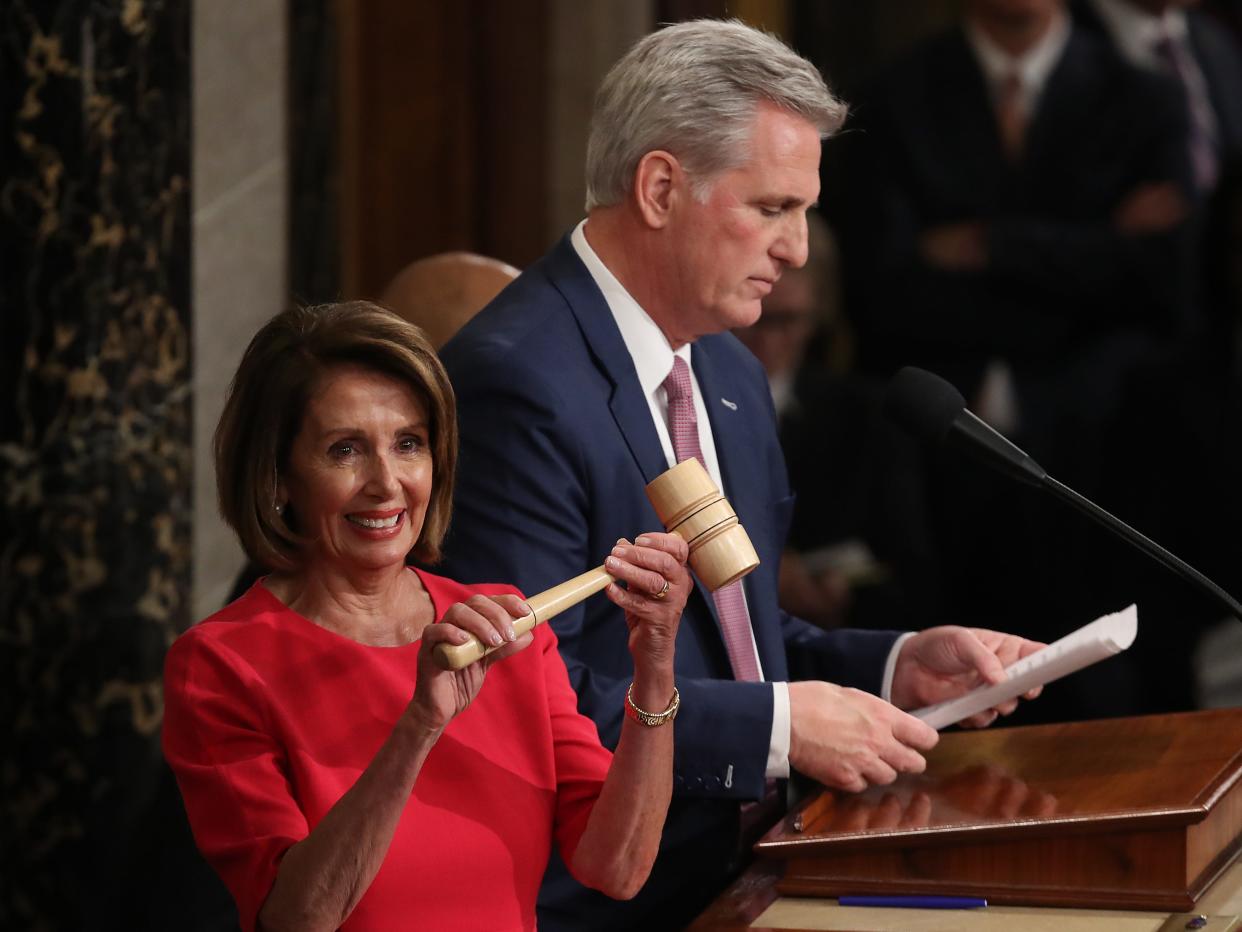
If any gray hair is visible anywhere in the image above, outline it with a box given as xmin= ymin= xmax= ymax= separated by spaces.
xmin=584 ymin=19 xmax=846 ymax=211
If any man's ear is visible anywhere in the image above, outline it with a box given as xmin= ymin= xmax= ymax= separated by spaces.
xmin=633 ymin=150 xmax=683 ymax=230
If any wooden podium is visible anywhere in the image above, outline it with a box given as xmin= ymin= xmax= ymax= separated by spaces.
xmin=692 ymin=710 xmax=1242 ymax=929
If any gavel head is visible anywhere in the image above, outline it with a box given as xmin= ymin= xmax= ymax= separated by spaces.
xmin=644 ymin=458 xmax=760 ymax=590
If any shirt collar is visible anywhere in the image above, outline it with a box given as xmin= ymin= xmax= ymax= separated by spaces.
xmin=965 ymin=9 xmax=1071 ymax=106
xmin=1087 ymin=0 xmax=1189 ymax=68
xmin=570 ymin=219 xmax=688 ymax=397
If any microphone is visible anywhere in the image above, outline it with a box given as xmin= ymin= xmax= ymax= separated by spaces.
xmin=884 ymin=366 xmax=1242 ymax=621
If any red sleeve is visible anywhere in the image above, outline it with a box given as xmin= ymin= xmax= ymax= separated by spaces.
xmin=162 ymin=630 xmax=306 ymax=932
xmin=425 ymin=571 xmax=614 ymax=870
xmin=537 ymin=623 xmax=613 ymax=875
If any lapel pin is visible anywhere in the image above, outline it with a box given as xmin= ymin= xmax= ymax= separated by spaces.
xmin=720 ymin=398 xmax=738 ymax=411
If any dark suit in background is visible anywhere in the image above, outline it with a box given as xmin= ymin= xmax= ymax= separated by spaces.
xmin=1073 ymin=0 xmax=1242 ymax=181
xmin=778 ymin=369 xmax=941 ymax=629
xmin=827 ymin=18 xmax=1192 ymax=716
xmin=438 ymin=237 xmax=900 ymax=930
xmin=1069 ymin=1 xmax=1242 ymax=710
xmin=832 ymin=24 xmax=1190 ymax=426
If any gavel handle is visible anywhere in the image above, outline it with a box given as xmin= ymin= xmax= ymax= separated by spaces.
xmin=431 ymin=565 xmax=615 ymax=670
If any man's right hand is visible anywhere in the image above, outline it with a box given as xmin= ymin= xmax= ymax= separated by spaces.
xmin=788 ymin=681 xmax=939 ymax=793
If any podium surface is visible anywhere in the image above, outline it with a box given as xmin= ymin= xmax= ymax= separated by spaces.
xmin=702 ymin=710 xmax=1242 ymax=926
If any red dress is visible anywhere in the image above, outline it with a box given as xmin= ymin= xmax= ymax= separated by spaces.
xmin=162 ymin=569 xmax=612 ymax=931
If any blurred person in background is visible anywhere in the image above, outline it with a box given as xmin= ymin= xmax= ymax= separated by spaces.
xmin=827 ymin=0 xmax=1193 ymax=723
xmin=734 ymin=211 xmax=939 ymax=631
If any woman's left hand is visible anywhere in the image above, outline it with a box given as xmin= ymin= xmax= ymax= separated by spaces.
xmin=411 ymin=594 xmax=533 ymax=733
xmin=603 ymin=532 xmax=692 ymax=674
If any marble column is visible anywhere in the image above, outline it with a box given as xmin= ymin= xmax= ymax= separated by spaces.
xmin=191 ymin=0 xmax=288 ymax=621
xmin=0 ymin=2 xmax=191 ymax=928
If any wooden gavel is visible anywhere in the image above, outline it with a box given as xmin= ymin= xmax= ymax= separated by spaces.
xmin=433 ymin=457 xmax=760 ymax=670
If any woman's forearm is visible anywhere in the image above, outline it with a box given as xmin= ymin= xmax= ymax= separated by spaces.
xmin=571 ymin=667 xmax=675 ymax=899
xmin=257 ymin=717 xmax=440 ymax=932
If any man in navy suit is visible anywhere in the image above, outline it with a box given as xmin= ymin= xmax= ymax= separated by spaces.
xmin=439 ymin=20 xmax=1042 ymax=931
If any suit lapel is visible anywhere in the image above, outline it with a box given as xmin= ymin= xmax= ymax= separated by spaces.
xmin=543 ymin=237 xmax=670 ymax=486
xmin=542 ymin=236 xmax=781 ymax=679
xmin=946 ymin=32 xmax=1007 ymax=165
xmin=545 ymin=240 xmax=743 ymax=665
xmin=692 ymin=339 xmax=787 ymax=679
xmin=1026 ymin=31 xmax=1088 ymax=163
xmin=691 ymin=340 xmax=750 ymax=516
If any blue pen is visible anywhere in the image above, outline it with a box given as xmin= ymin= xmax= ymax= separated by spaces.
xmin=839 ymin=895 xmax=988 ymax=909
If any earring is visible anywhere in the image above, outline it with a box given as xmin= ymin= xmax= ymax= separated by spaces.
xmin=272 ymin=464 xmax=284 ymax=516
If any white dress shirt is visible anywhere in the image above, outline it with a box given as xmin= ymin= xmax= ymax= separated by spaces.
xmin=571 ymin=220 xmax=910 ymax=779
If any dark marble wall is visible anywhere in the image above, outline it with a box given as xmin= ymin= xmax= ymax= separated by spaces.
xmin=0 ymin=2 xmax=192 ymax=928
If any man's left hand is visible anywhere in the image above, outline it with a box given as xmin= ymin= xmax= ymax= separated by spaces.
xmin=889 ymin=626 xmax=1044 ymax=727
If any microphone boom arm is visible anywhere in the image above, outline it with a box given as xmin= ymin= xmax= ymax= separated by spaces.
xmin=1041 ymin=475 xmax=1242 ymax=622
xmin=885 ymin=365 xmax=1242 ymax=623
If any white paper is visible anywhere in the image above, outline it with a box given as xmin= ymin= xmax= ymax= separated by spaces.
xmin=913 ymin=604 xmax=1138 ymax=730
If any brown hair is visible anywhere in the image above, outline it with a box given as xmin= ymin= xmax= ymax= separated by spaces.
xmin=215 ymin=301 xmax=457 ymax=570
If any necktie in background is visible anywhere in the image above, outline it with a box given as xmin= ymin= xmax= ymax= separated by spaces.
xmin=662 ymin=356 xmax=761 ymax=682
xmin=1152 ymin=31 xmax=1219 ymax=192
xmin=995 ymin=70 xmax=1027 ymax=161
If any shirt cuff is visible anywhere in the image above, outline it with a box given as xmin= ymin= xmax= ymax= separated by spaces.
xmin=765 ymin=681 xmax=791 ymax=779
xmin=882 ymin=631 xmax=917 ymax=704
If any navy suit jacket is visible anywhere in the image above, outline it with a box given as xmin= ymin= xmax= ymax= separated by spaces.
xmin=438 ymin=235 xmax=900 ymax=929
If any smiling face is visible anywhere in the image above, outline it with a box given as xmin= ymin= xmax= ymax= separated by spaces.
xmin=280 ymin=364 xmax=433 ymax=577
xmin=662 ymin=102 xmax=821 ymax=345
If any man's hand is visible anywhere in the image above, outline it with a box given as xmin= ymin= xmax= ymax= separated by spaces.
xmin=889 ymin=626 xmax=1044 ymax=726
xmin=919 ymin=222 xmax=987 ymax=271
xmin=1113 ymin=181 xmax=1187 ymax=235
xmin=788 ymin=681 xmax=939 ymax=793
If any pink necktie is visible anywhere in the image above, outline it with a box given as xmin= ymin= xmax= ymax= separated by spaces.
xmin=1152 ymin=32 xmax=1219 ymax=192
xmin=662 ymin=356 xmax=761 ymax=682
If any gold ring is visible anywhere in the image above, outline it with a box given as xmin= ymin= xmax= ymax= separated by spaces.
xmin=653 ymin=579 xmax=670 ymax=600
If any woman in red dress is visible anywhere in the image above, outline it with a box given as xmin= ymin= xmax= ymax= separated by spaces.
xmin=163 ymin=301 xmax=691 ymax=931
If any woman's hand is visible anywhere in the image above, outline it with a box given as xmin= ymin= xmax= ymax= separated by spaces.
xmin=571 ymin=532 xmax=690 ymax=899
xmin=410 ymin=594 xmax=533 ymax=733
xmin=603 ymin=532 xmax=691 ymax=681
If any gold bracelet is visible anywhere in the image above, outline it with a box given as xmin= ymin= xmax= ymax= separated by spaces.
xmin=624 ymin=682 xmax=680 ymax=727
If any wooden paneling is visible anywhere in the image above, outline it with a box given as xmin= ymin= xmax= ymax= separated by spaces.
xmin=338 ymin=0 xmax=548 ymax=299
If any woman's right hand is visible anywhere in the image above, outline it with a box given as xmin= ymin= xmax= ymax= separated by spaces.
xmin=603 ymin=532 xmax=691 ymax=681
xmin=409 ymin=594 xmax=533 ymax=733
